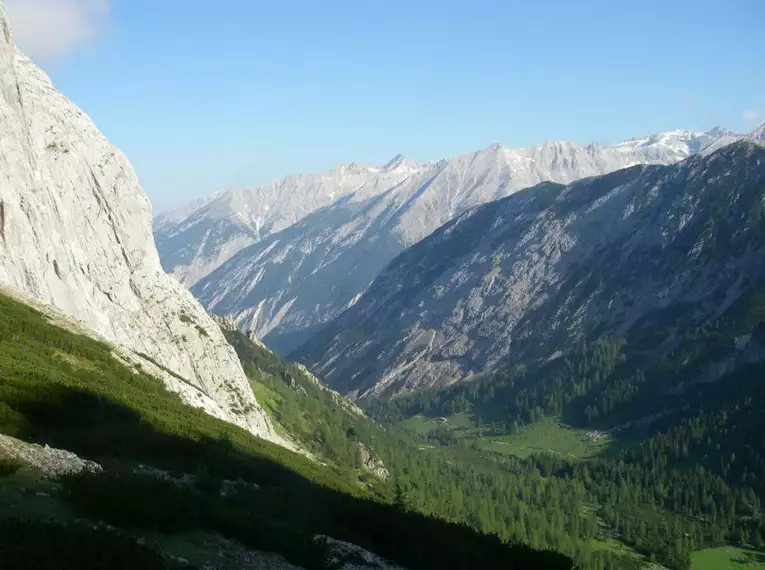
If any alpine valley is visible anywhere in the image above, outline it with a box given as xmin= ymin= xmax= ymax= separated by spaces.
xmin=0 ymin=3 xmax=573 ymax=570
xmin=3 ymin=0 xmax=765 ymax=568
xmin=160 ymin=121 xmax=765 ymax=570
xmin=298 ymin=139 xmax=765 ymax=398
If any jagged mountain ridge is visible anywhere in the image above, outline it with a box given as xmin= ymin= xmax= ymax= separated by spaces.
xmin=154 ymin=157 xmax=422 ymax=287
xmin=157 ymin=127 xmax=741 ymax=290
xmin=0 ymin=4 xmax=278 ymax=443
xmin=609 ymin=126 xmax=735 ymax=158
xmin=182 ymin=128 xmax=747 ymax=354
xmin=751 ymin=122 xmax=765 ymax=140
xmin=295 ymin=141 xmax=765 ymax=398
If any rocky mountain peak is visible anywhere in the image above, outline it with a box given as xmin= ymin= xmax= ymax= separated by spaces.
xmin=185 ymin=126 xmax=749 ymax=356
xmin=708 ymin=126 xmax=735 ymax=137
xmin=334 ymin=161 xmax=371 ymax=176
xmin=381 ymin=153 xmax=420 ymax=173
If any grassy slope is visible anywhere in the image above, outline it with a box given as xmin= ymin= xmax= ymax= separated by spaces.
xmin=691 ymin=547 xmax=765 ymax=570
xmin=479 ymin=418 xmax=612 ymax=459
xmin=222 ymin=328 xmax=380 ymax=479
xmin=401 ymin=414 xmax=614 ymax=459
xmin=0 ymin=292 xmax=571 ymax=570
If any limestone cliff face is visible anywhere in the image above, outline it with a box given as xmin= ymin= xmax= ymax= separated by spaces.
xmin=0 ymin=2 xmax=277 ymax=443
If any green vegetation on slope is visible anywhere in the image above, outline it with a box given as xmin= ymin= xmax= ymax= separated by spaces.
xmin=691 ymin=546 xmax=765 ymax=570
xmin=0 ymin=292 xmax=572 ymax=570
xmin=0 ymin=456 xmax=23 ymax=477
xmin=364 ymin=326 xmax=765 ymax=569
xmin=10 ymin=283 xmax=765 ymax=570
xmin=225 ymin=329 xmax=649 ymax=570
xmin=0 ymin=519 xmax=186 ymax=570
xmin=223 ymin=330 xmax=376 ymax=478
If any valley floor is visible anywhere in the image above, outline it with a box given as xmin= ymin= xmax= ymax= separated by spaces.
xmin=402 ymin=414 xmax=615 ymax=459
xmin=390 ymin=406 xmax=765 ymax=570
xmin=691 ymin=547 xmax=765 ymax=570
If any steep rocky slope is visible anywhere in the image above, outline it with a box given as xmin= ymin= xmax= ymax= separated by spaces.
xmin=0 ymin=3 xmax=277 ymax=442
xmin=296 ymin=141 xmax=765 ymax=398
xmin=189 ymin=131 xmax=742 ymax=354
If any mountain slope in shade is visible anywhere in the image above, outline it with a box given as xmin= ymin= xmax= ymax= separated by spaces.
xmin=296 ymin=141 xmax=765 ymax=398
xmin=0 ymin=4 xmax=278 ymax=443
xmin=188 ymin=130 xmax=736 ymax=354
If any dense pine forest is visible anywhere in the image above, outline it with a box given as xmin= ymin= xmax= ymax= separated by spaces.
xmin=224 ymin=328 xmax=639 ymax=570
xmin=359 ymin=291 xmax=765 ymax=570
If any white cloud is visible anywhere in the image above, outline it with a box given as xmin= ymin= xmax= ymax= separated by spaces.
xmin=743 ymin=109 xmax=760 ymax=124
xmin=5 ymin=0 xmax=109 ymax=62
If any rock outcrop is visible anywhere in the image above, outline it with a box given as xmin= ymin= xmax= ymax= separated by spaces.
xmin=319 ymin=536 xmax=405 ymax=570
xmin=0 ymin=433 xmax=102 ymax=478
xmin=357 ymin=442 xmax=389 ymax=481
xmin=209 ymin=312 xmax=272 ymax=352
xmin=0 ymin=2 xmax=278 ymax=443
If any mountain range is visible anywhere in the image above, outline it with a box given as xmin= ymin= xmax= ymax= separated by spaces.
xmin=3 ymin=0 xmax=765 ymax=566
xmin=158 ymin=125 xmax=758 ymax=354
xmin=296 ymin=140 xmax=765 ymax=398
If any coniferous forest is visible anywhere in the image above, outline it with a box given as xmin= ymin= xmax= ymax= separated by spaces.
xmin=360 ymin=308 xmax=765 ymax=570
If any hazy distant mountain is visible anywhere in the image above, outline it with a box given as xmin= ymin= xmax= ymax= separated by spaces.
xmin=154 ymin=157 xmax=422 ymax=287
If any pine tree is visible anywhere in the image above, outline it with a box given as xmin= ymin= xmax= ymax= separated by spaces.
xmin=394 ymin=479 xmax=410 ymax=511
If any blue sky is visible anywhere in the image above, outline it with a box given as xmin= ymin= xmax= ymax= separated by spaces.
xmin=8 ymin=0 xmax=765 ymax=212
